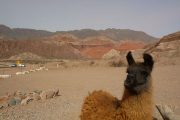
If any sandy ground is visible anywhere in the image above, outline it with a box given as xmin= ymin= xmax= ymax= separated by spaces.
xmin=0 ymin=65 xmax=180 ymax=120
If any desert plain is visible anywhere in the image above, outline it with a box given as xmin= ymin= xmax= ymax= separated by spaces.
xmin=0 ymin=61 xmax=180 ymax=120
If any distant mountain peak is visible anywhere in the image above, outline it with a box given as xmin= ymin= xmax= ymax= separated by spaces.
xmin=0 ymin=24 xmax=12 ymax=32
xmin=0 ymin=24 xmax=157 ymax=42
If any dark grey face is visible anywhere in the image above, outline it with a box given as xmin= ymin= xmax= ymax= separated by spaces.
xmin=124 ymin=51 xmax=154 ymax=94
xmin=124 ymin=64 xmax=150 ymax=94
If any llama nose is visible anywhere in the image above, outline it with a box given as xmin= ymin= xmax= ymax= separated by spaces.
xmin=124 ymin=74 xmax=135 ymax=87
xmin=125 ymin=79 xmax=133 ymax=85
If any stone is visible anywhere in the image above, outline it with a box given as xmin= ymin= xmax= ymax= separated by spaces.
xmin=21 ymin=96 xmax=33 ymax=105
xmin=32 ymin=93 xmax=41 ymax=101
xmin=7 ymin=97 xmax=22 ymax=106
xmin=23 ymin=71 xmax=29 ymax=74
xmin=102 ymin=49 xmax=120 ymax=60
xmin=0 ymin=75 xmax=11 ymax=79
xmin=14 ymin=97 xmax=21 ymax=105
xmin=0 ymin=103 xmax=8 ymax=108
xmin=40 ymin=88 xmax=59 ymax=100
xmin=0 ymin=105 xmax=3 ymax=109
xmin=27 ymin=92 xmax=41 ymax=101
xmin=26 ymin=92 xmax=34 ymax=98
xmin=14 ymin=91 xmax=26 ymax=100
xmin=33 ymin=90 xmax=42 ymax=95
xmin=16 ymin=72 xmax=25 ymax=75
xmin=8 ymin=98 xmax=16 ymax=106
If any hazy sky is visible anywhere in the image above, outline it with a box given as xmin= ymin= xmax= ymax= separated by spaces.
xmin=0 ymin=0 xmax=180 ymax=37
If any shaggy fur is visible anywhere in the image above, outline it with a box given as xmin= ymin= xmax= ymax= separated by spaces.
xmin=80 ymin=52 xmax=154 ymax=120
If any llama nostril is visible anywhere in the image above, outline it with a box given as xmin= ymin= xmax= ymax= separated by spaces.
xmin=124 ymin=79 xmax=133 ymax=87
xmin=126 ymin=79 xmax=131 ymax=84
xmin=124 ymin=74 xmax=135 ymax=87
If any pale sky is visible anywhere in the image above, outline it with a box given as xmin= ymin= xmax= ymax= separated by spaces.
xmin=0 ymin=0 xmax=180 ymax=37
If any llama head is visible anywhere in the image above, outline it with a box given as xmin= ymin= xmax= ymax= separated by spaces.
xmin=124 ymin=51 xmax=154 ymax=94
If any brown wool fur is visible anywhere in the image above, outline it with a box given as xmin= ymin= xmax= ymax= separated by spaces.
xmin=80 ymin=52 xmax=154 ymax=120
xmin=80 ymin=79 xmax=153 ymax=120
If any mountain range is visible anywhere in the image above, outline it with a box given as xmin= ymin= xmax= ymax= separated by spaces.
xmin=0 ymin=24 xmax=158 ymax=59
xmin=0 ymin=24 xmax=157 ymax=42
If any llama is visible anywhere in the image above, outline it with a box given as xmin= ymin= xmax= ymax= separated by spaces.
xmin=80 ymin=51 xmax=154 ymax=120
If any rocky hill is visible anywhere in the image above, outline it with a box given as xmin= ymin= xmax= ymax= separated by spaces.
xmin=145 ymin=31 xmax=180 ymax=65
xmin=42 ymin=33 xmax=148 ymax=59
xmin=158 ymin=31 xmax=180 ymax=43
xmin=0 ymin=24 xmax=157 ymax=42
xmin=57 ymin=28 xmax=157 ymax=42
xmin=0 ymin=24 xmax=158 ymax=59
xmin=0 ymin=40 xmax=83 ymax=59
xmin=0 ymin=25 xmax=53 ymax=40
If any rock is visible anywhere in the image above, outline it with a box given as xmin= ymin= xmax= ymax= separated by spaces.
xmin=14 ymin=91 xmax=26 ymax=99
xmin=15 ymin=91 xmax=21 ymax=96
xmin=102 ymin=49 xmax=120 ymax=60
xmin=21 ymin=96 xmax=33 ymax=105
xmin=39 ymin=67 xmax=45 ymax=70
xmin=20 ymin=99 xmax=27 ymax=105
xmin=27 ymin=92 xmax=41 ymax=101
xmin=16 ymin=72 xmax=25 ymax=75
xmin=33 ymin=90 xmax=42 ymax=95
xmin=26 ymin=92 xmax=34 ymax=98
xmin=23 ymin=71 xmax=29 ymax=74
xmin=54 ymin=88 xmax=59 ymax=95
xmin=14 ymin=97 xmax=21 ymax=105
xmin=0 ymin=105 xmax=3 ymax=109
xmin=0 ymin=103 xmax=8 ymax=108
xmin=40 ymin=88 xmax=59 ymax=100
xmin=0 ymin=74 xmax=11 ymax=79
xmin=32 ymin=93 xmax=41 ymax=101
xmin=8 ymin=98 xmax=16 ymax=106
xmin=160 ymin=31 xmax=180 ymax=43
xmin=35 ymin=68 xmax=43 ymax=71
xmin=8 ymin=97 xmax=22 ymax=106
xmin=145 ymin=32 xmax=180 ymax=65
xmin=40 ymin=91 xmax=54 ymax=100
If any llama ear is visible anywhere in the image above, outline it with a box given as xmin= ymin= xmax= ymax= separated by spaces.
xmin=126 ymin=51 xmax=135 ymax=65
xmin=143 ymin=53 xmax=154 ymax=70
